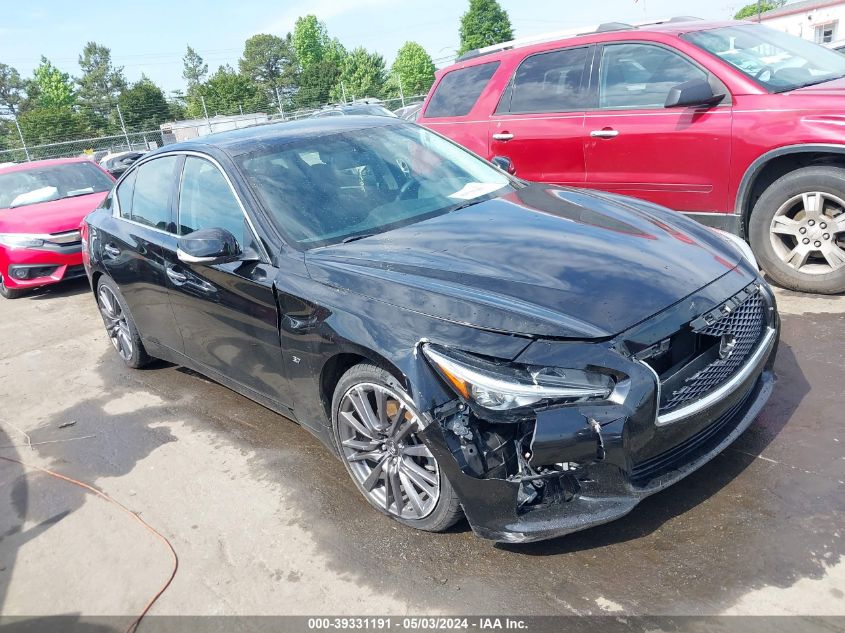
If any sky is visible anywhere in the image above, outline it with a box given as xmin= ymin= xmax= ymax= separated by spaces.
xmin=0 ymin=0 xmax=751 ymax=95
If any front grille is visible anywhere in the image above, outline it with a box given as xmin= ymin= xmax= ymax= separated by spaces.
xmin=661 ymin=286 xmax=766 ymax=414
xmin=47 ymin=230 xmax=82 ymax=246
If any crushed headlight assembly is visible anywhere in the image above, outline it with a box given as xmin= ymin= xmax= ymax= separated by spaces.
xmin=0 ymin=233 xmax=46 ymax=249
xmin=711 ymin=228 xmax=758 ymax=269
xmin=422 ymin=344 xmax=614 ymax=411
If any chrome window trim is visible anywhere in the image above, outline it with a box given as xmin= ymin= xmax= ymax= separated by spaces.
xmin=112 ymin=150 xmax=270 ymax=263
xmin=642 ymin=326 xmax=776 ymax=426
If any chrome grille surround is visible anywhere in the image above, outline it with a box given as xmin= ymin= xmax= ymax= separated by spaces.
xmin=662 ymin=285 xmax=767 ymax=414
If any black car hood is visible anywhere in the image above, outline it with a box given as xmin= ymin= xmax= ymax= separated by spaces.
xmin=305 ymin=185 xmax=741 ymax=339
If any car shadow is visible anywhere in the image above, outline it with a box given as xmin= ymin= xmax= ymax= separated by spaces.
xmin=25 ymin=278 xmax=91 ymax=301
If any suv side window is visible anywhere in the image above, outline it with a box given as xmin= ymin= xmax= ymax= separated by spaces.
xmin=425 ymin=61 xmax=500 ymax=118
xmin=178 ymin=156 xmax=245 ymax=244
xmin=500 ymin=47 xmax=590 ymax=114
xmin=131 ymin=156 xmax=179 ymax=231
xmin=116 ymin=169 xmax=136 ymax=219
xmin=599 ymin=43 xmax=708 ymax=110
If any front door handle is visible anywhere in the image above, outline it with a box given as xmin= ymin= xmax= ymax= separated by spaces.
xmin=103 ymin=244 xmax=120 ymax=257
xmin=590 ymin=129 xmax=620 ymax=139
xmin=492 ymin=132 xmax=514 ymax=141
xmin=166 ymin=267 xmax=188 ymax=285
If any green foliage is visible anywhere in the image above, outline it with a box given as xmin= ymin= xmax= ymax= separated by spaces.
xmin=0 ymin=64 xmax=25 ymax=115
xmin=118 ymin=78 xmax=170 ymax=131
xmin=734 ymin=1 xmax=786 ymax=20
xmin=290 ymin=15 xmax=347 ymax=107
xmin=388 ymin=42 xmax=436 ymax=98
xmin=292 ymin=15 xmax=331 ymax=70
xmin=76 ymin=41 xmax=127 ymax=131
xmin=182 ymin=46 xmax=208 ymax=88
xmin=239 ymin=33 xmax=298 ymax=105
xmin=17 ymin=106 xmax=90 ymax=146
xmin=458 ymin=0 xmax=514 ymax=55
xmin=188 ymin=65 xmax=270 ymax=117
xmin=32 ymin=57 xmax=75 ymax=109
xmin=330 ymin=47 xmax=386 ymax=102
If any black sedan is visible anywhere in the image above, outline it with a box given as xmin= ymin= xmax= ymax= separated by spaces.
xmin=82 ymin=117 xmax=779 ymax=543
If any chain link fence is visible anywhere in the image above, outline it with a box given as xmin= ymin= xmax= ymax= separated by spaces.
xmin=0 ymin=94 xmax=426 ymax=166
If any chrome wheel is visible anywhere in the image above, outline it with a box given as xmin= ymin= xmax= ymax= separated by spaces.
xmin=769 ymin=191 xmax=845 ymax=274
xmin=337 ymin=383 xmax=440 ymax=520
xmin=97 ymin=285 xmax=133 ymax=361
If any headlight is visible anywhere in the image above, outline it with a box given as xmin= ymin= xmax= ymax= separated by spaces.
xmin=711 ymin=228 xmax=758 ymax=269
xmin=0 ymin=233 xmax=45 ymax=249
xmin=422 ymin=344 xmax=614 ymax=411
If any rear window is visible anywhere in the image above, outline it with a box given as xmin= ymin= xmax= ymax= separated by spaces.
xmin=424 ymin=61 xmax=500 ymax=118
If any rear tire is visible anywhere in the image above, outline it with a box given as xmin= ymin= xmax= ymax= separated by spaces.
xmin=95 ymin=276 xmax=152 ymax=368
xmin=0 ymin=274 xmax=26 ymax=299
xmin=749 ymin=166 xmax=845 ymax=294
xmin=331 ymin=363 xmax=463 ymax=533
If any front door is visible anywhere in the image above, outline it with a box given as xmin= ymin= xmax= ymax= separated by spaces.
xmin=489 ymin=45 xmax=592 ymax=185
xmin=166 ymin=155 xmax=291 ymax=407
xmin=583 ymin=42 xmax=733 ymax=213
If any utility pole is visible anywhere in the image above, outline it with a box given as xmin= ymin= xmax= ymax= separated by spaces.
xmin=115 ymin=102 xmax=131 ymax=150
xmin=396 ymin=74 xmax=405 ymax=108
xmin=341 ymin=82 xmax=348 ymax=104
xmin=757 ymin=0 xmax=763 ymax=22
xmin=10 ymin=111 xmax=30 ymax=162
xmin=275 ymin=86 xmax=285 ymax=119
xmin=201 ymin=95 xmax=212 ymax=134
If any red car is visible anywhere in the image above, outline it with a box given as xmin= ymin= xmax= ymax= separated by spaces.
xmin=0 ymin=158 xmax=114 ymax=299
xmin=419 ymin=19 xmax=845 ymax=294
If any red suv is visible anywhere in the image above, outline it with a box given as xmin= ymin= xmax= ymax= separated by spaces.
xmin=0 ymin=158 xmax=114 ymax=298
xmin=419 ymin=19 xmax=845 ymax=294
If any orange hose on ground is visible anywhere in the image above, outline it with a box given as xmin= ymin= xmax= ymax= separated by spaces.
xmin=0 ymin=454 xmax=179 ymax=633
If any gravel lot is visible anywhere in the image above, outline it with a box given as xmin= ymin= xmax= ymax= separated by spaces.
xmin=0 ymin=278 xmax=843 ymax=623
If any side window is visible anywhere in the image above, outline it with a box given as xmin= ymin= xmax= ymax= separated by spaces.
xmin=599 ymin=43 xmax=708 ymax=110
xmin=178 ymin=156 xmax=245 ymax=244
xmin=501 ymin=47 xmax=589 ymax=114
xmin=131 ymin=156 xmax=179 ymax=231
xmin=116 ymin=169 xmax=136 ymax=219
xmin=424 ymin=61 xmax=500 ymax=118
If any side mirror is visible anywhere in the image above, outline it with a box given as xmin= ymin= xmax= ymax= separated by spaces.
xmin=491 ymin=155 xmax=516 ymax=175
xmin=664 ymin=79 xmax=725 ymax=108
xmin=177 ymin=228 xmax=242 ymax=265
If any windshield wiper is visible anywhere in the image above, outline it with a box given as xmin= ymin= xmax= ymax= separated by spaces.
xmin=341 ymin=233 xmax=377 ymax=244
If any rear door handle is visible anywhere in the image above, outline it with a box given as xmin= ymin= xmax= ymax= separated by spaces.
xmin=166 ymin=267 xmax=188 ymax=285
xmin=590 ymin=129 xmax=620 ymax=139
xmin=492 ymin=132 xmax=514 ymax=141
xmin=103 ymin=244 xmax=120 ymax=257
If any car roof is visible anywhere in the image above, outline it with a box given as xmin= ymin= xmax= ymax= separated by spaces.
xmin=0 ymin=156 xmax=94 ymax=174
xmin=152 ymin=116 xmax=408 ymax=157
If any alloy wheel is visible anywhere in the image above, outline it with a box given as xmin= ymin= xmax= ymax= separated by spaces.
xmin=97 ymin=285 xmax=134 ymax=361
xmin=769 ymin=191 xmax=845 ymax=274
xmin=337 ymin=383 xmax=440 ymax=520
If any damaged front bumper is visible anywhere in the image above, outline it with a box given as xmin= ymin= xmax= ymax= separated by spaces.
xmin=416 ymin=275 xmax=779 ymax=543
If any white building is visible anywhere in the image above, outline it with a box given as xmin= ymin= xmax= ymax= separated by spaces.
xmin=758 ymin=0 xmax=845 ymax=43
xmin=160 ymin=112 xmax=270 ymax=145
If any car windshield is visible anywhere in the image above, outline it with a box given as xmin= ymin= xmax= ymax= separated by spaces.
xmin=684 ymin=24 xmax=845 ymax=92
xmin=237 ymin=123 xmax=513 ymax=249
xmin=0 ymin=162 xmax=113 ymax=210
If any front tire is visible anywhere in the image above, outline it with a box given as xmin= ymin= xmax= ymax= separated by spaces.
xmin=749 ymin=166 xmax=845 ymax=294
xmin=331 ymin=363 xmax=463 ymax=532
xmin=96 ymin=276 xmax=151 ymax=368
xmin=0 ymin=274 xmax=26 ymax=299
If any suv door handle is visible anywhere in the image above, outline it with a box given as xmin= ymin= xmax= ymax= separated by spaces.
xmin=166 ymin=267 xmax=188 ymax=285
xmin=492 ymin=132 xmax=514 ymax=141
xmin=590 ymin=129 xmax=620 ymax=139
xmin=103 ymin=244 xmax=120 ymax=257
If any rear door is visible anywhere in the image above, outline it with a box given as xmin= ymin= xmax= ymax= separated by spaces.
xmin=101 ymin=155 xmax=185 ymax=353
xmin=583 ymin=41 xmax=733 ymax=213
xmin=166 ymin=154 xmax=291 ymax=406
xmin=489 ymin=45 xmax=592 ymax=184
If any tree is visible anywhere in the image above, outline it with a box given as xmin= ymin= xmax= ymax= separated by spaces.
xmin=734 ymin=1 xmax=786 ymax=20
xmin=76 ymin=41 xmax=127 ymax=130
xmin=31 ymin=57 xmax=75 ymax=109
xmin=188 ymin=65 xmax=269 ymax=117
xmin=182 ymin=46 xmax=208 ymax=88
xmin=292 ymin=15 xmax=331 ymax=71
xmin=458 ymin=0 xmax=514 ymax=55
xmin=388 ymin=42 xmax=436 ymax=98
xmin=291 ymin=15 xmax=347 ymax=107
xmin=330 ymin=47 xmax=386 ymax=102
xmin=17 ymin=107 xmax=90 ymax=147
xmin=118 ymin=77 xmax=170 ymax=131
xmin=0 ymin=64 xmax=25 ymax=115
xmin=239 ymin=33 xmax=298 ymax=103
